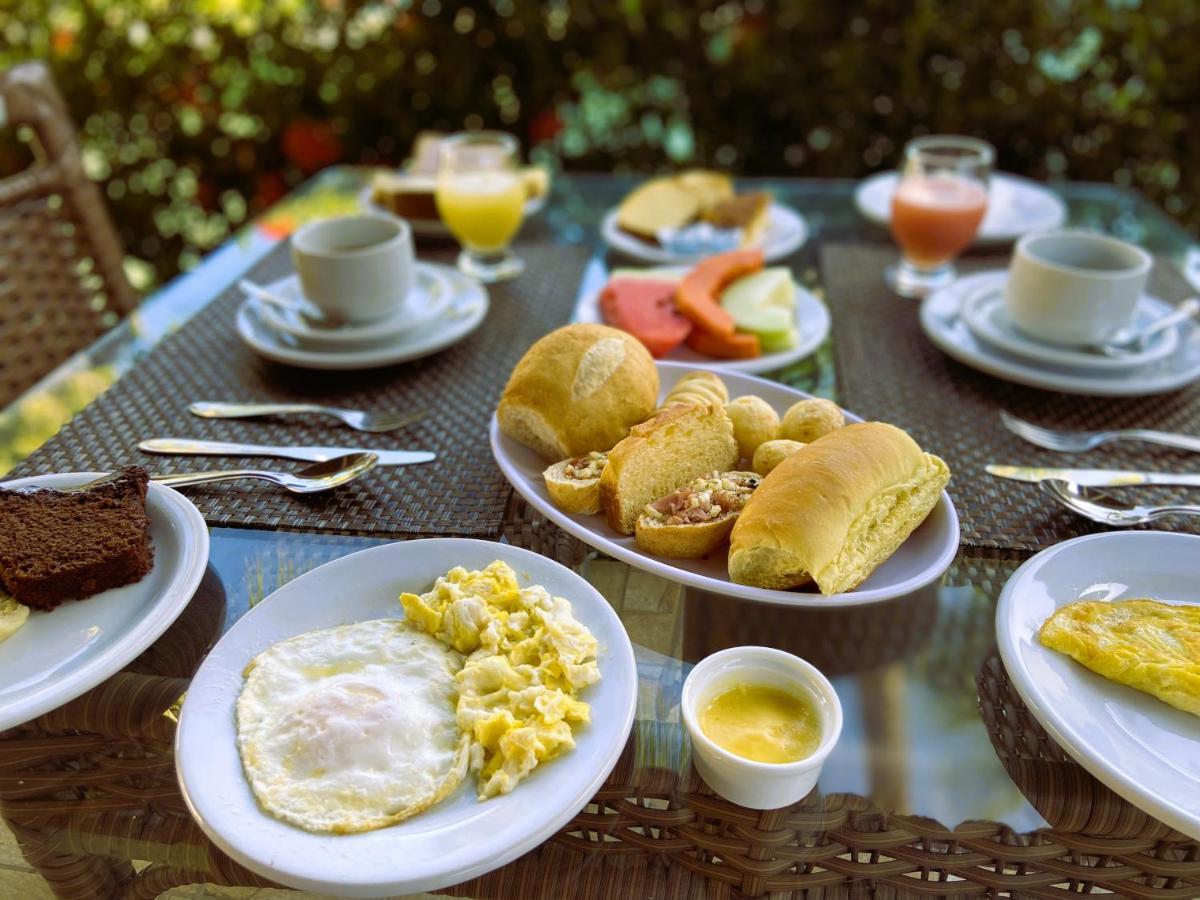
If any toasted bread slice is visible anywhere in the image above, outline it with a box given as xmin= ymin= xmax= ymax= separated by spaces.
xmin=703 ymin=192 xmax=771 ymax=246
xmin=676 ymin=170 xmax=735 ymax=212
xmin=635 ymin=471 xmax=760 ymax=558
xmin=543 ymin=452 xmax=608 ymax=515
xmin=616 ymin=178 xmax=701 ymax=241
xmin=599 ymin=403 xmax=738 ymax=534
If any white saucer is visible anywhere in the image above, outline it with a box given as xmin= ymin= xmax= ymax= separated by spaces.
xmin=236 ymin=264 xmax=488 ymax=370
xmin=574 ymin=267 xmax=830 ymax=375
xmin=959 ymin=272 xmax=1179 ymax=372
xmin=919 ymin=272 xmax=1200 ymax=396
xmin=358 ymin=185 xmax=547 ymax=239
xmin=601 ymin=202 xmax=808 ymax=265
xmin=252 ymin=266 xmax=454 ymax=348
xmin=855 ymin=172 xmax=1067 ymax=245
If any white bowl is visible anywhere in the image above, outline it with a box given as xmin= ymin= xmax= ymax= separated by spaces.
xmin=681 ymin=646 xmax=843 ymax=809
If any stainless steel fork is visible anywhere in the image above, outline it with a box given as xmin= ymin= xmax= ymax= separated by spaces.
xmin=189 ymin=402 xmax=425 ymax=434
xmin=1000 ymin=411 xmax=1200 ymax=454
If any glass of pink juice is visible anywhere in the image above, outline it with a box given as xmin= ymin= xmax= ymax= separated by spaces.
xmin=886 ymin=136 xmax=993 ymax=298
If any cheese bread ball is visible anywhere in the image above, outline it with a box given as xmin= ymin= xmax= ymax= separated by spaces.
xmin=752 ymin=439 xmax=807 ymax=476
xmin=780 ymin=398 xmax=845 ymax=443
xmin=724 ymin=395 xmax=780 ymax=460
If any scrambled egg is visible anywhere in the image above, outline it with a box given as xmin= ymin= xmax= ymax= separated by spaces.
xmin=1039 ymin=598 xmax=1200 ymax=717
xmin=400 ymin=560 xmax=600 ymax=798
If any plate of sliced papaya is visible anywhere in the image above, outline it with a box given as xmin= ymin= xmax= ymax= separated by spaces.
xmin=575 ymin=249 xmax=831 ymax=375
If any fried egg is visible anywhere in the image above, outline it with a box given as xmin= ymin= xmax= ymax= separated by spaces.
xmin=236 ymin=619 xmax=468 ymax=834
xmin=1039 ymin=598 xmax=1200 ymax=717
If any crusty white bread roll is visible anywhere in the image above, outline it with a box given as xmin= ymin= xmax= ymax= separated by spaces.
xmin=600 ymin=403 xmax=738 ymax=534
xmin=498 ymin=324 xmax=659 ymax=461
xmin=657 ymin=370 xmax=729 ymax=412
xmin=635 ymin=471 xmax=760 ymax=559
xmin=729 ymin=422 xmax=950 ymax=595
xmin=543 ymin=452 xmax=608 ymax=515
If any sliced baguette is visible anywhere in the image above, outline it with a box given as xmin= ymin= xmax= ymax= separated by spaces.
xmin=542 ymin=453 xmax=608 ymax=515
xmin=600 ymin=403 xmax=738 ymax=535
xmin=635 ymin=471 xmax=760 ymax=559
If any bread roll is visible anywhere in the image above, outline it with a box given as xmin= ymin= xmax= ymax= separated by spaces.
xmin=658 ymin=370 xmax=728 ymax=411
xmin=543 ymin=452 xmax=608 ymax=515
xmin=752 ymin=439 xmax=806 ymax=476
xmin=599 ymin=403 xmax=738 ymax=534
xmin=498 ymin=324 xmax=659 ymax=461
xmin=780 ymin=398 xmax=845 ymax=443
xmin=725 ymin=395 xmax=780 ymax=460
xmin=729 ymin=422 xmax=950 ymax=595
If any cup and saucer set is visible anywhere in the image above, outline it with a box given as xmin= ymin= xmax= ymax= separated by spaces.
xmin=919 ymin=231 xmax=1200 ymax=397
xmin=236 ymin=215 xmax=489 ymax=371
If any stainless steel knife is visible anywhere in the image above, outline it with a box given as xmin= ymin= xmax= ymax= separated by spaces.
xmin=140 ymin=438 xmax=435 ymax=466
xmin=986 ymin=464 xmax=1200 ymax=487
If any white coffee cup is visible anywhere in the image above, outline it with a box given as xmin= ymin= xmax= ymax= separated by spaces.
xmin=1004 ymin=230 xmax=1151 ymax=346
xmin=291 ymin=215 xmax=414 ymax=323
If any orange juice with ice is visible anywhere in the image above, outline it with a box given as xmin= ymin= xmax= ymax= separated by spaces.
xmin=890 ymin=174 xmax=987 ymax=267
xmin=435 ymin=172 xmax=525 ymax=252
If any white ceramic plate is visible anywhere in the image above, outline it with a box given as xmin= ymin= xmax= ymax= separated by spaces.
xmin=601 ymin=203 xmax=808 ymax=265
xmin=920 ymin=272 xmax=1200 ymax=396
xmin=176 ymin=538 xmax=636 ymax=897
xmin=574 ymin=268 xmax=830 ymax=375
xmin=959 ymin=272 xmax=1179 ymax=373
xmin=358 ymin=186 xmax=547 ymax=239
xmin=855 ymin=171 xmax=1067 ymax=245
xmin=252 ymin=266 xmax=453 ymax=348
xmin=0 ymin=473 xmax=208 ymax=731
xmin=235 ymin=264 xmax=488 ymax=370
xmin=490 ymin=362 xmax=959 ymax=607
xmin=996 ymin=531 xmax=1200 ymax=840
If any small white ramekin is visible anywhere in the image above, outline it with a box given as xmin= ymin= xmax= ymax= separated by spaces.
xmin=681 ymin=646 xmax=843 ymax=809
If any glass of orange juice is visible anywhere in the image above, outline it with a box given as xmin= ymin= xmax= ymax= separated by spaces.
xmin=887 ymin=135 xmax=993 ymax=298
xmin=435 ymin=131 xmax=526 ymax=282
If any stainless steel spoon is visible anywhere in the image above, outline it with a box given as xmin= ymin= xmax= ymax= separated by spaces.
xmin=239 ymin=279 xmax=346 ymax=330
xmin=1090 ymin=298 xmax=1199 ymax=358
xmin=152 ymin=452 xmax=378 ymax=494
xmin=1041 ymin=478 xmax=1200 ymax=526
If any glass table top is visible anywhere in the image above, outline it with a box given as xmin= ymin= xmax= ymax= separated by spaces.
xmin=4 ymin=169 xmax=1199 ymax=882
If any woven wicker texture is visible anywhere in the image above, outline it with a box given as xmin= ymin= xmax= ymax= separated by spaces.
xmin=821 ymin=243 xmax=1200 ymax=551
xmin=0 ymin=62 xmax=137 ymax=408
xmin=9 ymin=236 xmax=589 ymax=536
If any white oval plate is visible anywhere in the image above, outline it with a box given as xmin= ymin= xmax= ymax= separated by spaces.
xmin=996 ymin=531 xmax=1200 ymax=840
xmin=601 ymin=202 xmax=809 ymax=265
xmin=920 ymin=272 xmax=1200 ymax=396
xmin=490 ymin=362 xmax=959 ymax=607
xmin=0 ymin=473 xmax=208 ymax=731
xmin=960 ymin=272 xmax=1179 ymax=373
xmin=358 ymin=186 xmax=547 ymax=239
xmin=855 ymin=171 xmax=1067 ymax=245
xmin=574 ymin=269 xmax=830 ymax=375
xmin=176 ymin=538 xmax=636 ymax=897
xmin=252 ymin=265 xmax=453 ymax=348
xmin=235 ymin=264 xmax=488 ymax=370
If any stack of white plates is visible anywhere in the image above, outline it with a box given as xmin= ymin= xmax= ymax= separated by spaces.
xmin=235 ymin=263 xmax=489 ymax=370
xmin=919 ymin=271 xmax=1200 ymax=396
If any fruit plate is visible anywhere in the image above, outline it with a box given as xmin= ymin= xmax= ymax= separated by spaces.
xmin=490 ymin=362 xmax=960 ymax=608
xmin=996 ymin=531 xmax=1200 ymax=841
xmin=0 ymin=473 xmax=209 ymax=731
xmin=574 ymin=268 xmax=830 ymax=375
xmin=177 ymin=538 xmax=636 ymax=897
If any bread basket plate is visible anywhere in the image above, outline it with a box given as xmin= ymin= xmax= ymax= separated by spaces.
xmin=0 ymin=473 xmax=208 ymax=731
xmin=358 ymin=185 xmax=547 ymax=239
xmin=996 ymin=532 xmax=1200 ymax=840
xmin=176 ymin=538 xmax=636 ymax=896
xmin=490 ymin=362 xmax=959 ymax=607
xmin=574 ymin=269 xmax=831 ymax=375
xmin=600 ymin=203 xmax=808 ymax=265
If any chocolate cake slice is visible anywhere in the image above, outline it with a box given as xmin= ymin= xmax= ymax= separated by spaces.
xmin=0 ymin=466 xmax=154 ymax=610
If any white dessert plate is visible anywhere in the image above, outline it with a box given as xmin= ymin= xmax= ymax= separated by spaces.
xmin=0 ymin=473 xmax=208 ymax=731
xmin=490 ymin=362 xmax=959 ymax=608
xmin=574 ymin=268 xmax=830 ymax=375
xmin=235 ymin=263 xmax=488 ymax=370
xmin=855 ymin=171 xmax=1067 ymax=245
xmin=176 ymin=538 xmax=636 ymax=897
xmin=959 ymin=272 xmax=1179 ymax=372
xmin=358 ymin=185 xmax=547 ymax=239
xmin=601 ymin=203 xmax=809 ymax=265
xmin=996 ymin=531 xmax=1200 ymax=841
xmin=920 ymin=272 xmax=1200 ymax=396
xmin=252 ymin=265 xmax=453 ymax=348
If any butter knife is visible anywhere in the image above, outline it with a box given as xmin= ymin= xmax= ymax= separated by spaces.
xmin=140 ymin=438 xmax=435 ymax=467
xmin=986 ymin=464 xmax=1200 ymax=487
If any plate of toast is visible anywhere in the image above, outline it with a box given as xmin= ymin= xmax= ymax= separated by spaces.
xmin=491 ymin=326 xmax=959 ymax=607
xmin=602 ymin=170 xmax=808 ymax=264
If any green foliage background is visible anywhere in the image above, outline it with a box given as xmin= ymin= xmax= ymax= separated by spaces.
xmin=1 ymin=0 xmax=1196 ymax=290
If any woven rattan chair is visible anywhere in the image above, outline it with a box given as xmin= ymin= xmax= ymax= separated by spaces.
xmin=0 ymin=61 xmax=137 ymax=408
